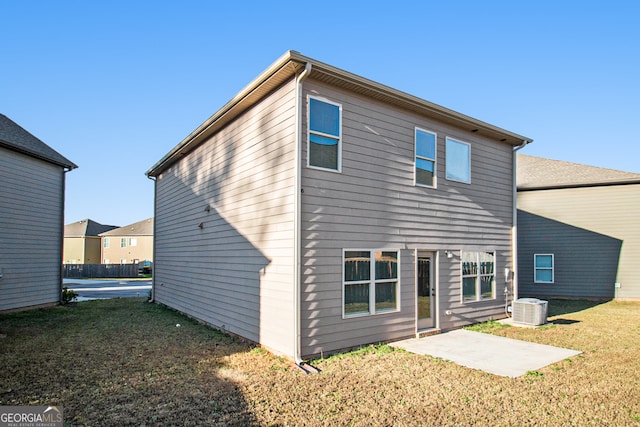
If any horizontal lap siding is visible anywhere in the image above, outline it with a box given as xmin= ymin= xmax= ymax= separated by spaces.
xmin=0 ymin=148 xmax=64 ymax=311
xmin=518 ymin=185 xmax=640 ymax=299
xmin=300 ymin=81 xmax=514 ymax=356
xmin=153 ymin=79 xmax=298 ymax=355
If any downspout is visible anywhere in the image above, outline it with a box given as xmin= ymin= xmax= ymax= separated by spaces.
xmin=60 ymin=167 xmax=72 ymax=304
xmin=294 ymin=62 xmax=312 ymax=369
xmin=511 ymin=140 xmax=530 ymax=305
xmin=147 ymin=174 xmax=157 ymax=303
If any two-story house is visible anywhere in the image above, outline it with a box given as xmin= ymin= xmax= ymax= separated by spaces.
xmin=64 ymin=219 xmax=117 ymax=264
xmin=146 ymin=51 xmax=532 ymax=363
xmin=99 ymin=218 xmax=154 ymax=267
xmin=0 ymin=114 xmax=77 ymax=312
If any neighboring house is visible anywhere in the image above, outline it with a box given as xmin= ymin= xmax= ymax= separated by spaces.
xmin=99 ymin=218 xmax=154 ymax=265
xmin=63 ymin=219 xmax=117 ymax=264
xmin=0 ymin=114 xmax=77 ymax=312
xmin=517 ymin=154 xmax=640 ymax=300
xmin=146 ymin=51 xmax=532 ymax=361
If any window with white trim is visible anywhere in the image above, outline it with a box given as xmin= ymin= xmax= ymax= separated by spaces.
xmin=534 ymin=254 xmax=554 ymax=283
xmin=343 ymin=250 xmax=399 ymax=317
xmin=103 ymin=238 xmax=110 ymax=248
xmin=415 ymin=128 xmax=437 ymax=187
xmin=129 ymin=238 xmax=137 ymax=247
xmin=120 ymin=238 xmax=127 ymax=248
xmin=308 ymin=96 xmax=341 ymax=171
xmin=446 ymin=137 xmax=471 ymax=183
xmin=462 ymin=251 xmax=495 ymax=302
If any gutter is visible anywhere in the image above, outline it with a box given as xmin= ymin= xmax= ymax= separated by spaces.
xmin=511 ymin=140 xmax=532 ymax=303
xmin=293 ymin=62 xmax=318 ymax=373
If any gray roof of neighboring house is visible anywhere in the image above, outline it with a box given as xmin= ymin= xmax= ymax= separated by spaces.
xmin=0 ymin=114 xmax=77 ymax=169
xmin=517 ymin=154 xmax=640 ymax=190
xmin=65 ymin=219 xmax=118 ymax=237
xmin=99 ymin=218 xmax=154 ymax=237
xmin=147 ymin=50 xmax=532 ymax=177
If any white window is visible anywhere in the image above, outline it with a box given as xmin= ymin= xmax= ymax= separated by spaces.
xmin=103 ymin=238 xmax=110 ymax=248
xmin=308 ymin=96 xmax=341 ymax=172
xmin=120 ymin=238 xmax=127 ymax=248
xmin=534 ymin=254 xmax=554 ymax=283
xmin=415 ymin=128 xmax=437 ymax=187
xmin=462 ymin=251 xmax=495 ymax=302
xmin=120 ymin=258 xmax=127 ymax=264
xmin=343 ymin=250 xmax=399 ymax=317
xmin=129 ymin=238 xmax=137 ymax=247
xmin=446 ymin=137 xmax=471 ymax=183
xmin=104 ymin=259 xmax=110 ymax=264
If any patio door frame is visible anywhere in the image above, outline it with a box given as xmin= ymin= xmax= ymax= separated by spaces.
xmin=416 ymin=250 xmax=439 ymax=331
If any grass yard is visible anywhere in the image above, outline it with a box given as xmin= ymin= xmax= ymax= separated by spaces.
xmin=1 ymin=298 xmax=639 ymax=426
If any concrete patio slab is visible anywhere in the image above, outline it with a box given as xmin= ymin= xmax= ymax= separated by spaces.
xmin=390 ymin=329 xmax=581 ymax=377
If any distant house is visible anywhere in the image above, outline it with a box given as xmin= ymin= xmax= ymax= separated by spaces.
xmin=0 ymin=114 xmax=77 ymax=312
xmin=146 ymin=51 xmax=532 ymax=361
xmin=64 ymin=219 xmax=117 ymax=264
xmin=517 ymin=154 xmax=640 ymax=300
xmin=99 ymin=218 xmax=154 ymax=266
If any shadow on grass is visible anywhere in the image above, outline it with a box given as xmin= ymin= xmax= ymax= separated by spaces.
xmin=0 ymin=298 xmax=260 ymax=426
xmin=547 ymin=299 xmax=610 ymax=317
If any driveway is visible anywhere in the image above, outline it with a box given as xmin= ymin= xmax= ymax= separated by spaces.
xmin=391 ymin=328 xmax=581 ymax=377
xmin=63 ymin=278 xmax=152 ymax=300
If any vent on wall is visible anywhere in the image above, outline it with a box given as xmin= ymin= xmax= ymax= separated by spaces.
xmin=512 ymin=298 xmax=548 ymax=326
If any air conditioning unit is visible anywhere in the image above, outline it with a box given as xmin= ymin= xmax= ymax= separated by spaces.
xmin=512 ymin=298 xmax=548 ymax=326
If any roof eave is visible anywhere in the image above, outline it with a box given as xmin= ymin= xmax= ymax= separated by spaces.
xmin=0 ymin=139 xmax=78 ymax=170
xmin=147 ymin=50 xmax=532 ymax=177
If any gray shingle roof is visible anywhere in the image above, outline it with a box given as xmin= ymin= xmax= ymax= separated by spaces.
xmin=517 ymin=154 xmax=640 ymax=190
xmin=99 ymin=218 xmax=154 ymax=237
xmin=65 ymin=219 xmax=118 ymax=237
xmin=0 ymin=114 xmax=77 ymax=169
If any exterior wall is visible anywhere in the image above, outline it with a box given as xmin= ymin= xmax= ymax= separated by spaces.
xmin=63 ymin=237 xmax=85 ymax=263
xmin=101 ymin=235 xmax=153 ymax=264
xmin=0 ymin=147 xmax=64 ymax=311
xmin=299 ymin=80 xmax=515 ymax=357
xmin=518 ymin=184 xmax=640 ymax=300
xmin=153 ymin=79 xmax=298 ymax=356
xmin=63 ymin=236 xmax=102 ymax=264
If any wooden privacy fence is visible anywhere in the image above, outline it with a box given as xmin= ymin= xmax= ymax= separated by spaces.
xmin=63 ymin=263 xmax=139 ymax=279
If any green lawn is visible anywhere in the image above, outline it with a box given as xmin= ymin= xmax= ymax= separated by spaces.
xmin=1 ymin=298 xmax=639 ymax=426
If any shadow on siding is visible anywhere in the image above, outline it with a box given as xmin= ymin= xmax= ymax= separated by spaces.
xmin=518 ymin=210 xmax=622 ymax=300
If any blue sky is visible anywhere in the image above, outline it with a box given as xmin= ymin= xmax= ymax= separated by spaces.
xmin=3 ymin=1 xmax=639 ymax=226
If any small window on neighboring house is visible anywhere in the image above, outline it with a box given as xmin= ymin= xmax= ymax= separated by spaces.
xmin=129 ymin=238 xmax=137 ymax=247
xmin=104 ymin=259 xmax=110 ymax=264
xmin=343 ymin=250 xmax=399 ymax=317
xmin=462 ymin=251 xmax=495 ymax=302
xmin=120 ymin=258 xmax=127 ymax=264
xmin=534 ymin=254 xmax=554 ymax=283
xmin=103 ymin=238 xmax=110 ymax=248
xmin=308 ymin=96 xmax=341 ymax=172
xmin=446 ymin=137 xmax=471 ymax=183
xmin=415 ymin=128 xmax=437 ymax=187
xmin=120 ymin=238 xmax=127 ymax=248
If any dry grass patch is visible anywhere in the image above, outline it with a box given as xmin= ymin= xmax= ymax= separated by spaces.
xmin=1 ymin=299 xmax=639 ymax=426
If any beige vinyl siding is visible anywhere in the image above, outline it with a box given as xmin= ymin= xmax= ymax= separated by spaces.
xmin=101 ymin=235 xmax=153 ymax=264
xmin=0 ymin=147 xmax=64 ymax=311
xmin=299 ymin=80 xmax=514 ymax=356
xmin=518 ymin=184 xmax=640 ymax=299
xmin=153 ymin=79 xmax=298 ymax=356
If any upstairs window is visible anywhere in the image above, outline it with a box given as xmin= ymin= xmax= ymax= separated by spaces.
xmin=415 ymin=128 xmax=437 ymax=187
xmin=120 ymin=238 xmax=127 ymax=248
xmin=103 ymin=238 xmax=110 ymax=248
xmin=462 ymin=251 xmax=495 ymax=302
xmin=129 ymin=238 xmax=137 ymax=247
xmin=534 ymin=254 xmax=554 ymax=283
xmin=308 ymin=96 xmax=341 ymax=172
xmin=446 ymin=137 xmax=471 ymax=183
